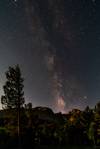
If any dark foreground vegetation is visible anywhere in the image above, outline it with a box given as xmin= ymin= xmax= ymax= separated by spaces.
xmin=0 ymin=65 xmax=99 ymax=148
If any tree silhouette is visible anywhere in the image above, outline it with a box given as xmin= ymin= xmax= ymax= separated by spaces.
xmin=1 ymin=65 xmax=25 ymax=147
xmin=1 ymin=65 xmax=24 ymax=109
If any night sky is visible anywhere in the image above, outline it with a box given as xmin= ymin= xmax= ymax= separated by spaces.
xmin=0 ymin=0 xmax=100 ymax=112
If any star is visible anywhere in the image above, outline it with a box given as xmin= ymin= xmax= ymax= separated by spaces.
xmin=14 ymin=0 xmax=17 ymax=2
xmin=92 ymin=0 xmax=96 ymax=3
xmin=84 ymin=96 xmax=88 ymax=100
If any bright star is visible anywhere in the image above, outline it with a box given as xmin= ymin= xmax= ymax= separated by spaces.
xmin=92 ymin=0 xmax=96 ymax=3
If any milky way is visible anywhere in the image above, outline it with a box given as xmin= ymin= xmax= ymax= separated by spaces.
xmin=0 ymin=0 xmax=100 ymax=112
xmin=24 ymin=0 xmax=97 ymax=112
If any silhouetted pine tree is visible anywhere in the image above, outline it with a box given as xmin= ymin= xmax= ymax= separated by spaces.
xmin=1 ymin=65 xmax=24 ymax=109
xmin=1 ymin=64 xmax=25 ymax=147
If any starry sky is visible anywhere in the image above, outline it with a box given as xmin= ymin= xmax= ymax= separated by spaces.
xmin=0 ymin=0 xmax=100 ymax=112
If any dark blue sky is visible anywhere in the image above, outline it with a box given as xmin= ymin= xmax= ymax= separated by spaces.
xmin=0 ymin=0 xmax=100 ymax=112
